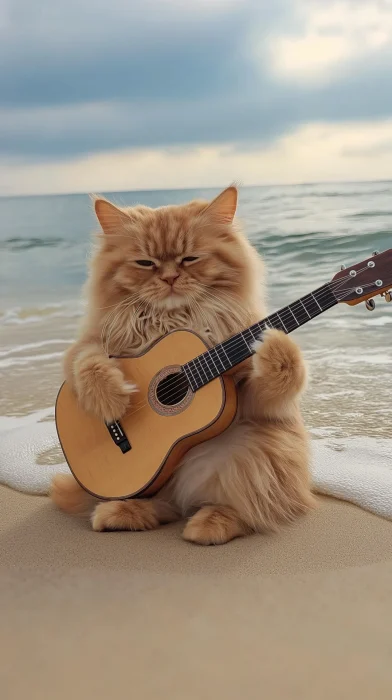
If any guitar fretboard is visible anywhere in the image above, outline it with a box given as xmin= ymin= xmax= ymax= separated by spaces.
xmin=182 ymin=283 xmax=337 ymax=392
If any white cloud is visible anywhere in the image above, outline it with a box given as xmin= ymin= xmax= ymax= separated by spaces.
xmin=1 ymin=119 xmax=392 ymax=196
xmin=266 ymin=0 xmax=392 ymax=84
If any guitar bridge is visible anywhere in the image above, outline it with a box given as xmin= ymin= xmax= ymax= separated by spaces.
xmin=106 ymin=421 xmax=131 ymax=453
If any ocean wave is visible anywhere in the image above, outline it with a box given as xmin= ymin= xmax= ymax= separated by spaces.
xmin=311 ymin=352 xmax=391 ymax=365
xmin=345 ymin=210 xmax=392 ymax=219
xmin=0 ymin=236 xmax=64 ymax=250
xmin=0 ymin=303 xmax=83 ymax=326
xmin=0 ymin=351 xmax=63 ymax=369
xmin=358 ymin=316 xmax=392 ymax=327
xmin=260 ymin=229 xmax=388 ymax=252
xmin=253 ymin=185 xmax=392 ymax=201
xmin=307 ymin=315 xmax=392 ymax=329
xmin=299 ymin=186 xmax=392 ymax=198
xmin=0 ymin=339 xmax=73 ymax=358
xmin=0 ymin=406 xmax=54 ymax=434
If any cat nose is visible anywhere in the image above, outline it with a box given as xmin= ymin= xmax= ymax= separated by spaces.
xmin=160 ymin=272 xmax=179 ymax=286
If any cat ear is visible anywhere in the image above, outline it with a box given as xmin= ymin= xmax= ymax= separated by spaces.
xmin=94 ymin=197 xmax=131 ymax=235
xmin=204 ymin=186 xmax=238 ymax=224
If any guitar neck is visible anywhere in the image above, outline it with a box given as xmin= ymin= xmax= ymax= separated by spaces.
xmin=182 ymin=282 xmax=337 ymax=392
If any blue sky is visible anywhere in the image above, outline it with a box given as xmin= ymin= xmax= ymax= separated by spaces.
xmin=1 ymin=0 xmax=392 ymax=195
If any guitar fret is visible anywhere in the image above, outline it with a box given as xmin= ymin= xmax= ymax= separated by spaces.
xmin=241 ymin=331 xmax=252 ymax=352
xmin=221 ymin=346 xmax=245 ymax=366
xmin=301 ymin=294 xmax=320 ymax=318
xmin=218 ymin=343 xmax=231 ymax=366
xmin=287 ymin=305 xmax=300 ymax=326
xmin=225 ymin=339 xmax=248 ymax=366
xmin=208 ymin=353 xmax=221 ymax=377
xmin=199 ymin=354 xmax=214 ymax=381
xmin=182 ymin=364 xmax=198 ymax=392
xmin=316 ymin=284 xmax=336 ymax=310
xmin=196 ymin=355 xmax=210 ymax=382
xmin=311 ymin=292 xmax=322 ymax=311
xmin=205 ymin=349 xmax=220 ymax=376
xmin=205 ymin=352 xmax=217 ymax=377
xmin=290 ymin=301 xmax=309 ymax=324
xmin=189 ymin=359 xmax=203 ymax=387
xmin=247 ymin=328 xmax=260 ymax=350
xmin=269 ymin=313 xmax=282 ymax=331
xmin=211 ymin=346 xmax=227 ymax=372
xmin=248 ymin=327 xmax=258 ymax=343
xmin=299 ymin=299 xmax=311 ymax=319
xmin=276 ymin=311 xmax=288 ymax=333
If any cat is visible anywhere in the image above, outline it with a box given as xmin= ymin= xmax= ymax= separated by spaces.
xmin=51 ymin=186 xmax=314 ymax=544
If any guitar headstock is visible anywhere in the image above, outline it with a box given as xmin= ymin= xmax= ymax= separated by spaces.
xmin=331 ymin=248 xmax=392 ymax=308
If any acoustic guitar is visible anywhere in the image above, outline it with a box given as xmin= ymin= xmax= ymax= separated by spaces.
xmin=56 ymin=249 xmax=392 ymax=500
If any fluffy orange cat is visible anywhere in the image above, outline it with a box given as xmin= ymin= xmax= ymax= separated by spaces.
xmin=51 ymin=186 xmax=314 ymax=544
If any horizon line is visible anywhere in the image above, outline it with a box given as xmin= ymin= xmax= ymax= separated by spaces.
xmin=1 ymin=177 xmax=392 ymax=200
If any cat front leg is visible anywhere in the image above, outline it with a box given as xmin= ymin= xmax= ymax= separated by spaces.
xmin=64 ymin=339 xmax=138 ymax=423
xmin=243 ymin=329 xmax=307 ymax=420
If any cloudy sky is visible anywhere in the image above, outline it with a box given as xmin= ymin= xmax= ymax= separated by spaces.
xmin=1 ymin=0 xmax=392 ymax=195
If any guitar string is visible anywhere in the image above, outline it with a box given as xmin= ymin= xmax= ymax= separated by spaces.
xmin=127 ymin=276 xmax=377 ymax=408
xmin=152 ymin=264 xmax=373 ymax=395
xmin=101 ymin=261 xmax=372 ymax=380
xmin=130 ymin=271 xmax=374 ymax=405
xmin=106 ymin=266 xmax=367 ymax=403
xmin=152 ymin=296 xmax=352 ymax=406
xmin=104 ymin=265 xmax=379 ymax=414
xmin=124 ymin=284 xmax=362 ymax=413
xmin=125 ymin=295 xmax=347 ymax=416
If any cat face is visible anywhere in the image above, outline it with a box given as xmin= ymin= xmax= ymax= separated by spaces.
xmin=93 ymin=187 xmax=258 ymax=312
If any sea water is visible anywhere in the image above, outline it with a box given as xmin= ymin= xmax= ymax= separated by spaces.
xmin=1 ymin=182 xmax=391 ymax=442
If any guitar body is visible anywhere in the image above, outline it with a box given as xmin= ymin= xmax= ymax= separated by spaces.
xmin=56 ymin=330 xmax=237 ymax=500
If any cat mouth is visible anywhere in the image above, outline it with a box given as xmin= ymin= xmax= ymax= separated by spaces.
xmin=157 ymin=291 xmax=186 ymax=310
xmin=164 ymin=286 xmax=182 ymax=299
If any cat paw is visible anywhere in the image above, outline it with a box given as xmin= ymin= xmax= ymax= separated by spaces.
xmin=91 ymin=500 xmax=159 ymax=532
xmin=182 ymin=505 xmax=245 ymax=545
xmin=74 ymin=355 xmax=138 ymax=423
xmin=253 ymin=329 xmax=306 ymax=395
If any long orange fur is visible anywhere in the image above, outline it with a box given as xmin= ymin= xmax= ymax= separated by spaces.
xmin=51 ymin=186 xmax=314 ymax=545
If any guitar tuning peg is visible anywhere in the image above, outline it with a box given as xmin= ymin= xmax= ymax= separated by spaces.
xmin=340 ymin=264 xmax=346 ymax=270
xmin=372 ymin=250 xmax=380 ymax=256
xmin=385 ymin=291 xmax=392 ymax=303
xmin=365 ymin=299 xmax=376 ymax=311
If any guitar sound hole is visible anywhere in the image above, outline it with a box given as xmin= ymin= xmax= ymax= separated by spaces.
xmin=156 ymin=372 xmax=189 ymax=406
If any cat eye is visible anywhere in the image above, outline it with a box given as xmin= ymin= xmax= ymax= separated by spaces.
xmin=182 ymin=256 xmax=199 ymax=263
xmin=136 ymin=260 xmax=154 ymax=267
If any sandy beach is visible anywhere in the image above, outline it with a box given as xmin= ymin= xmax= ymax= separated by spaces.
xmin=1 ymin=484 xmax=392 ymax=699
